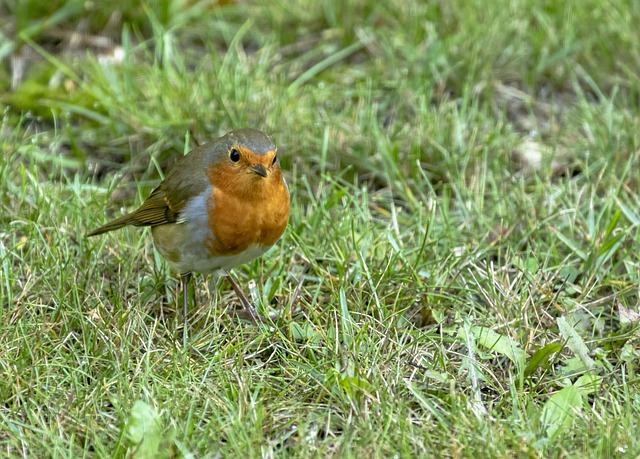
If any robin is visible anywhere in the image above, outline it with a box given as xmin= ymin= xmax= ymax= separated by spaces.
xmin=88 ymin=129 xmax=290 ymax=323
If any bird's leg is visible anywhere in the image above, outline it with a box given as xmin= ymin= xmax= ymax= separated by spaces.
xmin=285 ymin=263 xmax=310 ymax=316
xmin=180 ymin=272 xmax=192 ymax=342
xmin=289 ymin=273 xmax=305 ymax=314
xmin=225 ymin=271 xmax=308 ymax=324
xmin=225 ymin=274 xmax=263 ymax=323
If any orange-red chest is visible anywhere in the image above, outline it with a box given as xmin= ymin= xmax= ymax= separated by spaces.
xmin=204 ymin=169 xmax=290 ymax=256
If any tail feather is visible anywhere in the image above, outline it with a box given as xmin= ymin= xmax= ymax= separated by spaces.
xmin=86 ymin=213 xmax=136 ymax=237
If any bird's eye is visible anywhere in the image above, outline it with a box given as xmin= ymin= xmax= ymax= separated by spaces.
xmin=230 ymin=149 xmax=240 ymax=163
xmin=271 ymin=154 xmax=277 ymax=166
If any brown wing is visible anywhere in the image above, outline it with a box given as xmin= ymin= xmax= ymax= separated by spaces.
xmin=87 ymin=142 xmax=215 ymax=237
xmin=126 ymin=187 xmax=181 ymax=226
xmin=86 ymin=186 xmax=179 ymax=236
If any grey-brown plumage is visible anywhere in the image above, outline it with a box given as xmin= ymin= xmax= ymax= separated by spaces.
xmin=86 ymin=129 xmax=276 ymax=236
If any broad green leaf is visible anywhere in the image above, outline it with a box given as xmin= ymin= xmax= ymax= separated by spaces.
xmin=470 ymin=326 xmax=526 ymax=373
xmin=514 ymin=256 xmax=539 ymax=274
xmin=540 ymin=385 xmax=582 ymax=439
xmin=126 ymin=400 xmax=164 ymax=459
xmin=557 ymin=317 xmax=596 ymax=369
xmin=524 ymin=342 xmax=563 ymax=378
xmin=574 ymin=374 xmax=601 ymax=394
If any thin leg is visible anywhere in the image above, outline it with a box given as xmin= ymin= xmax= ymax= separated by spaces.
xmin=225 ymin=274 xmax=263 ymax=323
xmin=181 ymin=272 xmax=192 ymax=342
xmin=289 ymin=273 xmax=305 ymax=314
xmin=287 ymin=264 xmax=310 ymax=315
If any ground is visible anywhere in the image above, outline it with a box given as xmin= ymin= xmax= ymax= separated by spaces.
xmin=0 ymin=1 xmax=639 ymax=457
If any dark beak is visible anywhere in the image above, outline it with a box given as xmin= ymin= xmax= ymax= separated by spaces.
xmin=250 ymin=164 xmax=268 ymax=178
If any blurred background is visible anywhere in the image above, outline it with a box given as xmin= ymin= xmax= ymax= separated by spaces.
xmin=4 ymin=0 xmax=638 ymax=186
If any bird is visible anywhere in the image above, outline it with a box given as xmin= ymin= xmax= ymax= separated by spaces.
xmin=87 ymin=128 xmax=290 ymax=324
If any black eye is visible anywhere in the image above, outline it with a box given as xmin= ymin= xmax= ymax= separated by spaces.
xmin=271 ymin=154 xmax=277 ymax=166
xmin=230 ymin=149 xmax=240 ymax=163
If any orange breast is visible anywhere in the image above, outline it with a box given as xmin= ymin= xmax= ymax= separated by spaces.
xmin=205 ymin=167 xmax=290 ymax=256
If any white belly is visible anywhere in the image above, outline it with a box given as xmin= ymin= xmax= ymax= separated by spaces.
xmin=174 ymin=241 xmax=269 ymax=274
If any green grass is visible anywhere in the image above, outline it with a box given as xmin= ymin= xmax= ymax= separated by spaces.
xmin=1 ymin=0 xmax=640 ymax=457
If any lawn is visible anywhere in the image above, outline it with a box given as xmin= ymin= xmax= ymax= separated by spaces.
xmin=1 ymin=0 xmax=639 ymax=457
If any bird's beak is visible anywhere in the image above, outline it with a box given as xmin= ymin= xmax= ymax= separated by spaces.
xmin=250 ymin=164 xmax=268 ymax=178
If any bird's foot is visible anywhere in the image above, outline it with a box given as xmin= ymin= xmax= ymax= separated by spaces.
xmin=226 ymin=275 xmax=276 ymax=324
xmin=225 ymin=268 xmax=307 ymax=324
